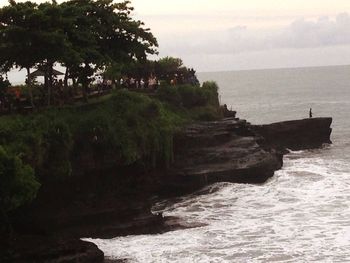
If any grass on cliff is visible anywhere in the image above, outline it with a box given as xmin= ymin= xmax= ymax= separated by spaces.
xmin=157 ymin=81 xmax=221 ymax=121
xmin=0 ymin=81 xmax=221 ymax=213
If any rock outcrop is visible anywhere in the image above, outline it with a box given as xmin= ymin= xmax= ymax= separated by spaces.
xmin=164 ymin=117 xmax=332 ymax=193
xmin=164 ymin=118 xmax=283 ymax=194
xmin=1 ymin=237 xmax=104 ymax=263
xmin=253 ymin=117 xmax=332 ymax=151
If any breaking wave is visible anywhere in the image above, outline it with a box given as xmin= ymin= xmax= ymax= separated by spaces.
xmin=86 ymin=150 xmax=350 ymax=262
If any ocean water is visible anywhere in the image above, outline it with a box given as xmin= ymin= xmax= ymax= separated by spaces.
xmin=87 ymin=65 xmax=350 ymax=262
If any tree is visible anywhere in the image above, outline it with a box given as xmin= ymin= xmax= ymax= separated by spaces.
xmin=0 ymin=0 xmax=159 ymax=103
xmin=36 ymin=1 xmax=72 ymax=106
xmin=0 ymin=0 xmax=72 ymax=106
xmin=60 ymin=0 xmax=158 ymax=100
xmin=154 ymin=56 xmax=199 ymax=85
xmin=0 ymin=1 xmax=42 ymax=107
xmin=0 ymin=75 xmax=10 ymax=99
xmin=155 ymin=57 xmax=185 ymax=80
xmin=95 ymin=0 xmax=158 ymax=62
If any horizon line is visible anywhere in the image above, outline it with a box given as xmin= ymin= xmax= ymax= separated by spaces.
xmin=198 ymin=63 xmax=350 ymax=74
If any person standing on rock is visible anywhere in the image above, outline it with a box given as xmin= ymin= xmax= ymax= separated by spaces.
xmin=309 ymin=108 xmax=313 ymax=118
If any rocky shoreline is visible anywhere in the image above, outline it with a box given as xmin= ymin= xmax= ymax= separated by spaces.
xmin=3 ymin=116 xmax=332 ymax=262
xmin=162 ymin=116 xmax=332 ymax=193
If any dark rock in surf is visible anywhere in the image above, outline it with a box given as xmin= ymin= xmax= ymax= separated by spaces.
xmin=1 ymin=237 xmax=104 ymax=263
xmin=253 ymin=117 xmax=332 ymax=151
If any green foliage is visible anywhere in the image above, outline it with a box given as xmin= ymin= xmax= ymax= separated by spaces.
xmin=177 ymin=85 xmax=209 ymax=108
xmin=201 ymin=81 xmax=220 ymax=107
xmin=190 ymin=106 xmax=222 ymax=121
xmin=0 ymin=0 xmax=158 ymax=97
xmin=0 ymin=86 xmax=221 ymax=210
xmin=0 ymin=89 xmax=179 ymax=173
xmin=156 ymin=56 xmax=183 ymax=75
xmin=42 ymin=121 xmax=73 ymax=181
xmin=157 ymin=82 xmax=219 ymax=109
xmin=0 ymin=146 xmax=40 ymax=212
xmin=156 ymin=85 xmax=182 ymax=106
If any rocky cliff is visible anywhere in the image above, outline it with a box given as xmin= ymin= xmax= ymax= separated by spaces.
xmin=253 ymin=117 xmax=333 ymax=151
xmin=164 ymin=118 xmax=282 ymax=194
xmin=164 ymin=117 xmax=332 ymax=193
xmin=4 ymin=116 xmax=333 ymax=262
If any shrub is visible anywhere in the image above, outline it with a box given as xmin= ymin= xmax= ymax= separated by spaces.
xmin=0 ymin=146 xmax=40 ymax=213
xmin=156 ymin=85 xmax=181 ymax=106
xmin=191 ymin=106 xmax=221 ymax=121
xmin=177 ymin=85 xmax=208 ymax=108
xmin=157 ymin=83 xmax=219 ymax=109
xmin=201 ymin=81 xmax=220 ymax=107
xmin=41 ymin=121 xmax=73 ymax=181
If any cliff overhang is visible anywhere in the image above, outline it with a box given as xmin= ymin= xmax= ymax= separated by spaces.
xmin=253 ymin=117 xmax=332 ymax=151
xmin=166 ymin=117 xmax=333 ymax=193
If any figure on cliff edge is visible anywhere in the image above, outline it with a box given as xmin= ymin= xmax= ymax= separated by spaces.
xmin=309 ymin=108 xmax=313 ymax=118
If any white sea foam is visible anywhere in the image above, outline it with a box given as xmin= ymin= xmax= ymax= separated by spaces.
xmin=85 ymin=152 xmax=350 ymax=262
xmin=286 ymin=149 xmax=305 ymax=154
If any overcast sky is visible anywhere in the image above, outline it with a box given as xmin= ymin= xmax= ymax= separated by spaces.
xmin=2 ymin=0 xmax=350 ymax=72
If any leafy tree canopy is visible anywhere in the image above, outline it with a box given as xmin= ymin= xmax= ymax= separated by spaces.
xmin=0 ymin=0 xmax=158 ymax=89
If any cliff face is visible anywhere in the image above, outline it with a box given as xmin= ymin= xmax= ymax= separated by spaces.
xmin=165 ymin=118 xmax=283 ymax=193
xmin=165 ymin=117 xmax=332 ymax=193
xmin=253 ymin=117 xmax=333 ymax=151
xmin=5 ymin=116 xmax=333 ymax=262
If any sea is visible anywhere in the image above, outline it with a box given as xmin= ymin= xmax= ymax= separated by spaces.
xmin=86 ymin=65 xmax=350 ymax=262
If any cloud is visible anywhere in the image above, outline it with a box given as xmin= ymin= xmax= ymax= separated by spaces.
xmin=275 ymin=13 xmax=350 ymax=48
xmin=158 ymin=13 xmax=350 ymax=56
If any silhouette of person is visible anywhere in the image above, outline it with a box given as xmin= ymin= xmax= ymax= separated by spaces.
xmin=309 ymin=108 xmax=313 ymax=118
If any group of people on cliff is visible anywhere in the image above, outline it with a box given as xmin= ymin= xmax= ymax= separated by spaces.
xmin=114 ymin=71 xmax=199 ymax=90
xmin=118 ymin=75 xmax=160 ymax=90
xmin=0 ymin=66 xmax=201 ymax=114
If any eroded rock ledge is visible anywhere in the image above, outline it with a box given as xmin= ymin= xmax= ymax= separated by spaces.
xmin=3 ymin=237 xmax=103 ymax=263
xmin=253 ymin=117 xmax=333 ymax=151
xmin=164 ymin=117 xmax=332 ymax=193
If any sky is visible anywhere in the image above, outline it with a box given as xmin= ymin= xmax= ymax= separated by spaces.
xmin=2 ymin=0 xmax=350 ymax=73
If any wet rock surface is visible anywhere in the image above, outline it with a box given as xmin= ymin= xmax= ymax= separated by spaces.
xmin=253 ymin=117 xmax=333 ymax=151
xmin=1 ymin=237 xmax=104 ymax=263
xmin=162 ymin=117 xmax=332 ymax=194
xmin=165 ymin=118 xmax=283 ymax=193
